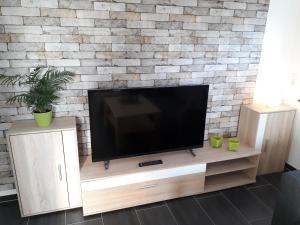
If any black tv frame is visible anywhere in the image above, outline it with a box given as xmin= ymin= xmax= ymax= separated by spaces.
xmin=88 ymin=85 xmax=209 ymax=163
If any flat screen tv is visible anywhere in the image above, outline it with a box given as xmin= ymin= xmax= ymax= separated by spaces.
xmin=88 ymin=85 xmax=209 ymax=162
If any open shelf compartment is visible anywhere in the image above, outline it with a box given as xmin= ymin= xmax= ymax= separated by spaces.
xmin=206 ymin=155 xmax=259 ymax=177
xmin=204 ymin=168 xmax=257 ymax=193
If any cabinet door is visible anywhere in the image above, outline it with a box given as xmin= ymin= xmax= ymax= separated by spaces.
xmin=62 ymin=130 xmax=82 ymax=207
xmin=258 ymin=111 xmax=295 ymax=175
xmin=9 ymin=132 xmax=69 ymax=216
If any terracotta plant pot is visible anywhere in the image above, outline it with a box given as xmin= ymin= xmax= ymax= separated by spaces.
xmin=33 ymin=111 xmax=53 ymax=127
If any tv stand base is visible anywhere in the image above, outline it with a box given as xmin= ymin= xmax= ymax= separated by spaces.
xmin=189 ymin=149 xmax=196 ymax=157
xmin=104 ymin=160 xmax=110 ymax=170
xmin=80 ymin=141 xmax=261 ymax=216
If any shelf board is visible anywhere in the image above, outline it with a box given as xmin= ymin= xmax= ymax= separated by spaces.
xmin=7 ymin=117 xmax=76 ymax=135
xmin=206 ymin=158 xmax=257 ymax=177
xmin=80 ymin=140 xmax=260 ymax=182
xmin=244 ymin=103 xmax=296 ymax=114
xmin=204 ymin=171 xmax=255 ymax=193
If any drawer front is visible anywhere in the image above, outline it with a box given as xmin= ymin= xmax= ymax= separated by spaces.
xmin=82 ymin=172 xmax=205 ymax=215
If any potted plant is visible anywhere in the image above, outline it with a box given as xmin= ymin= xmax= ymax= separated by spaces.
xmin=0 ymin=66 xmax=74 ymax=127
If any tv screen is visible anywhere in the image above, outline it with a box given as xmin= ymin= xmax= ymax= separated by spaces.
xmin=88 ymin=85 xmax=209 ymax=162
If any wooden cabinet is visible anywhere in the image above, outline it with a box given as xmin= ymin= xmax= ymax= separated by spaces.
xmin=9 ymin=132 xmax=69 ymax=216
xmin=80 ymin=154 xmax=207 ymax=215
xmin=82 ymin=172 xmax=205 ymax=215
xmin=80 ymin=141 xmax=260 ymax=216
xmin=238 ymin=104 xmax=296 ymax=175
xmin=7 ymin=117 xmax=82 ymax=217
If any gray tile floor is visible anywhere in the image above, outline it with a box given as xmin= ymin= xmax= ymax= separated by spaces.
xmin=0 ymin=173 xmax=284 ymax=225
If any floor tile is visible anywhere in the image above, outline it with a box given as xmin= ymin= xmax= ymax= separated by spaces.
xmin=222 ymin=187 xmax=272 ymax=222
xmin=262 ymin=173 xmax=283 ymax=189
xmin=0 ymin=194 xmax=18 ymax=203
xmin=137 ymin=205 xmax=177 ymax=225
xmin=194 ymin=191 xmax=221 ymax=199
xmin=135 ymin=201 xmax=166 ymax=211
xmin=249 ymin=184 xmax=279 ymax=210
xmin=66 ymin=208 xmax=100 ymax=224
xmin=251 ymin=217 xmax=272 ymax=225
xmin=0 ymin=200 xmax=28 ymax=225
xmin=246 ymin=176 xmax=269 ymax=189
xmin=197 ymin=194 xmax=249 ymax=225
xmin=29 ymin=211 xmax=65 ymax=225
xmin=167 ymin=197 xmax=214 ymax=225
xmin=73 ymin=219 xmax=103 ymax=225
xmin=102 ymin=208 xmax=140 ymax=225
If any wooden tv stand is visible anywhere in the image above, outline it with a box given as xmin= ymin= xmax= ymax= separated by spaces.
xmin=80 ymin=140 xmax=260 ymax=216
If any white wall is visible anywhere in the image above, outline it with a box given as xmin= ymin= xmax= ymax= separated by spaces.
xmin=254 ymin=0 xmax=300 ymax=169
xmin=254 ymin=0 xmax=300 ymax=105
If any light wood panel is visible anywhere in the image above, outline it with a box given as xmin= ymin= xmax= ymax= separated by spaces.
xmin=62 ymin=130 xmax=82 ymax=207
xmin=258 ymin=110 xmax=295 ymax=175
xmin=9 ymin=132 xmax=69 ymax=216
xmin=246 ymin=155 xmax=260 ymax=179
xmin=80 ymin=138 xmax=260 ymax=215
xmin=238 ymin=104 xmax=295 ymax=175
xmin=7 ymin=117 xmax=76 ymax=135
xmin=245 ymin=104 xmax=296 ymax=114
xmin=7 ymin=117 xmax=82 ymax=217
xmin=206 ymin=156 xmax=259 ymax=177
xmin=238 ymin=106 xmax=261 ymax=149
xmin=80 ymin=140 xmax=260 ymax=182
xmin=82 ymin=172 xmax=205 ymax=215
xmin=81 ymin=164 xmax=206 ymax=191
xmin=204 ymin=170 xmax=255 ymax=193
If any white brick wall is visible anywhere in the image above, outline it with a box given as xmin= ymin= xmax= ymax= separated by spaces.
xmin=210 ymin=9 xmax=234 ymax=17
xmin=47 ymin=59 xmax=80 ymax=67
xmin=0 ymin=0 xmax=270 ymax=192
xmin=156 ymin=5 xmax=183 ymax=14
xmin=60 ymin=18 xmax=94 ymax=27
xmin=1 ymin=7 xmax=40 ymax=16
xmin=223 ymin=2 xmax=247 ymax=10
xmin=5 ymin=25 xmax=43 ymax=34
xmin=141 ymin=13 xmax=169 ymax=21
xmin=21 ymin=0 xmax=58 ymax=8
xmin=41 ymin=8 xmax=76 ymax=18
xmin=45 ymin=43 xmax=79 ymax=51
xmin=76 ymin=10 xmax=109 ymax=19
xmin=94 ymin=2 xmax=126 ymax=11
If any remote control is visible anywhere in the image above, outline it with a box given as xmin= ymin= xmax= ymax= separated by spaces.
xmin=138 ymin=160 xmax=163 ymax=167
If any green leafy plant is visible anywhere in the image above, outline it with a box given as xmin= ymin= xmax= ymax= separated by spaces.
xmin=0 ymin=66 xmax=74 ymax=113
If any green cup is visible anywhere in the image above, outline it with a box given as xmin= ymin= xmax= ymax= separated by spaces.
xmin=228 ymin=138 xmax=240 ymax=152
xmin=209 ymin=135 xmax=223 ymax=148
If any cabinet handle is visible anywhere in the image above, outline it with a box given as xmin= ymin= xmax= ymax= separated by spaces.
xmin=58 ymin=164 xmax=62 ymax=181
xmin=140 ymin=184 xmax=157 ymax=189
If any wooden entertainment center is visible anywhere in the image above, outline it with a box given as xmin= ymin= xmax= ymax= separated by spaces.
xmin=80 ymin=142 xmax=260 ymax=215
xmin=6 ymin=104 xmax=296 ymax=217
xmin=79 ymin=104 xmax=296 ymax=216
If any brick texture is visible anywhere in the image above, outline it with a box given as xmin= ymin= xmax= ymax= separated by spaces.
xmin=0 ymin=0 xmax=270 ymax=191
